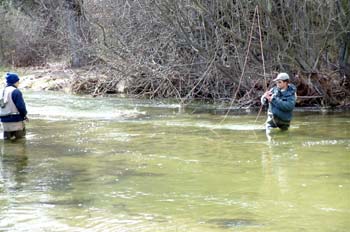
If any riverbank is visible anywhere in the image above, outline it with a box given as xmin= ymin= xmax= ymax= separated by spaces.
xmin=2 ymin=65 xmax=350 ymax=111
xmin=3 ymin=64 xmax=93 ymax=93
xmin=7 ymin=64 xmax=127 ymax=96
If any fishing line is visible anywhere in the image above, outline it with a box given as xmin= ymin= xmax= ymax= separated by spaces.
xmin=219 ymin=6 xmax=258 ymax=125
xmin=219 ymin=6 xmax=267 ymax=127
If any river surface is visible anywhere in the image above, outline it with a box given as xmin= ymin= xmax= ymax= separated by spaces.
xmin=0 ymin=91 xmax=349 ymax=232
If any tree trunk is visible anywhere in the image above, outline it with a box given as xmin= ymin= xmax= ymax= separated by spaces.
xmin=0 ymin=34 xmax=4 ymax=64
xmin=65 ymin=0 xmax=86 ymax=67
xmin=337 ymin=0 xmax=350 ymax=77
xmin=339 ymin=32 xmax=350 ymax=66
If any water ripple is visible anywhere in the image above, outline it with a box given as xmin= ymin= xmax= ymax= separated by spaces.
xmin=302 ymin=139 xmax=350 ymax=147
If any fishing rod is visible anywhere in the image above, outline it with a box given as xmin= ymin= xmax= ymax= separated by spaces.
xmin=221 ymin=5 xmax=267 ymax=124
xmin=254 ymin=5 xmax=268 ymax=123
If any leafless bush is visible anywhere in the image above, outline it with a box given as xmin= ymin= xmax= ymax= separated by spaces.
xmin=0 ymin=8 xmax=46 ymax=66
xmin=1 ymin=0 xmax=349 ymax=106
xmin=80 ymin=0 xmax=349 ymax=106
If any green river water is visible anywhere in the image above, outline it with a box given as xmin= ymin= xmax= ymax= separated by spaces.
xmin=0 ymin=91 xmax=349 ymax=232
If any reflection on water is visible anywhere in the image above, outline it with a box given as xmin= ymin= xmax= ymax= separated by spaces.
xmin=0 ymin=140 xmax=28 ymax=190
xmin=0 ymin=91 xmax=349 ymax=232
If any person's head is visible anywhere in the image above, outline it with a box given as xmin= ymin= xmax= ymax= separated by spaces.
xmin=5 ymin=72 xmax=20 ymax=87
xmin=273 ymin=72 xmax=289 ymax=90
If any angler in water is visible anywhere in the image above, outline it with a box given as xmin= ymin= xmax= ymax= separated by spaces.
xmin=261 ymin=72 xmax=296 ymax=133
xmin=0 ymin=73 xmax=28 ymax=140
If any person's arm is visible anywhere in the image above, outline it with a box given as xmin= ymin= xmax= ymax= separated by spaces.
xmin=12 ymin=89 xmax=27 ymax=117
xmin=261 ymin=94 xmax=268 ymax=105
xmin=261 ymin=88 xmax=274 ymax=105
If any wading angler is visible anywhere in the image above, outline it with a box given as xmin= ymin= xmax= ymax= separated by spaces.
xmin=261 ymin=72 xmax=297 ymax=132
xmin=0 ymin=73 xmax=28 ymax=140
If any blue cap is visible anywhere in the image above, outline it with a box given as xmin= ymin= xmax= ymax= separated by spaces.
xmin=5 ymin=72 xmax=20 ymax=85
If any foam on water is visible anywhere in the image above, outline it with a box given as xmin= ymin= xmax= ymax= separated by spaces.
xmin=164 ymin=121 xmax=264 ymax=131
xmin=27 ymin=105 xmax=146 ymax=120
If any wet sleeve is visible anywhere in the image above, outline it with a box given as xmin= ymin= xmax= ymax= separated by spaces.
xmin=11 ymin=89 xmax=27 ymax=117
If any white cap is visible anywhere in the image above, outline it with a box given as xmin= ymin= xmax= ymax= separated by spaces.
xmin=273 ymin=72 xmax=289 ymax=81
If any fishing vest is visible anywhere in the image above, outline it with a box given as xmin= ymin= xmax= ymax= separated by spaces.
xmin=0 ymin=86 xmax=20 ymax=117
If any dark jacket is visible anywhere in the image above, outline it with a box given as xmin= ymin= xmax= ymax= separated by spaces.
xmin=0 ymin=85 xmax=27 ymax=122
xmin=263 ymin=84 xmax=296 ymax=121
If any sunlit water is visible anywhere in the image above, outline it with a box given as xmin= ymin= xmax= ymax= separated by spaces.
xmin=0 ymin=91 xmax=349 ymax=232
